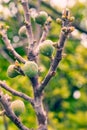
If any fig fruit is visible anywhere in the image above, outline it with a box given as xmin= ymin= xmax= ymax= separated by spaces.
xmin=39 ymin=40 xmax=54 ymax=57
xmin=23 ymin=61 xmax=38 ymax=78
xmin=11 ymin=100 xmax=25 ymax=117
xmin=7 ymin=65 xmax=19 ymax=78
xmin=35 ymin=11 xmax=48 ymax=25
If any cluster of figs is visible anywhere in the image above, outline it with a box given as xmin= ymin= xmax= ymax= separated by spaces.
xmin=7 ymin=11 xmax=55 ymax=115
xmin=7 ymin=39 xmax=54 ymax=79
xmin=7 ymin=9 xmax=55 ymax=79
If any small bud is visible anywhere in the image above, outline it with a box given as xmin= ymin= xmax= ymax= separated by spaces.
xmin=69 ymin=16 xmax=75 ymax=22
xmin=52 ymin=42 xmax=58 ymax=48
xmin=15 ymin=60 xmax=20 ymax=67
xmin=51 ymin=71 xmax=56 ymax=76
xmin=62 ymin=8 xmax=70 ymax=19
xmin=56 ymin=18 xmax=62 ymax=24
xmin=62 ymin=27 xmax=67 ymax=33
xmin=62 ymin=53 xmax=67 ymax=58
xmin=62 ymin=15 xmax=66 ymax=20
xmin=68 ymin=26 xmax=75 ymax=33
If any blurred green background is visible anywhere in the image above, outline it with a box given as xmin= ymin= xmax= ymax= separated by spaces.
xmin=0 ymin=0 xmax=87 ymax=130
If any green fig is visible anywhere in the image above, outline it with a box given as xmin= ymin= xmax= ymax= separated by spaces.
xmin=23 ymin=61 xmax=38 ymax=78
xmin=39 ymin=40 xmax=54 ymax=57
xmin=35 ymin=11 xmax=48 ymax=25
xmin=11 ymin=100 xmax=25 ymax=117
xmin=7 ymin=65 xmax=19 ymax=78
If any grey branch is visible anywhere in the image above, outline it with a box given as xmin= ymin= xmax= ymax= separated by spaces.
xmin=39 ymin=21 xmax=51 ymax=44
xmin=38 ymin=8 xmax=73 ymax=93
xmin=38 ymin=31 xmax=67 ymax=93
xmin=41 ymin=1 xmax=87 ymax=34
xmin=0 ymin=81 xmax=34 ymax=106
xmin=1 ymin=30 xmax=26 ymax=64
xmin=21 ymin=0 xmax=34 ymax=54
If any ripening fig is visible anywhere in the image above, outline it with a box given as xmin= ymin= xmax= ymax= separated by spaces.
xmin=39 ymin=40 xmax=54 ymax=57
xmin=7 ymin=65 xmax=20 ymax=78
xmin=35 ymin=11 xmax=48 ymax=25
xmin=23 ymin=61 xmax=38 ymax=78
xmin=11 ymin=100 xmax=25 ymax=117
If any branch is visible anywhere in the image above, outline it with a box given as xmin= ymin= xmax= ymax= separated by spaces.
xmin=0 ymin=81 xmax=34 ymax=106
xmin=38 ymin=9 xmax=75 ymax=93
xmin=41 ymin=1 xmax=87 ymax=34
xmin=38 ymin=32 xmax=67 ymax=93
xmin=21 ymin=0 xmax=34 ymax=57
xmin=1 ymin=30 xmax=26 ymax=64
xmin=39 ymin=18 xmax=52 ymax=44
xmin=0 ymin=92 xmax=31 ymax=130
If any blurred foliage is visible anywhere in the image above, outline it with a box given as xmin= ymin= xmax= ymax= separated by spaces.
xmin=0 ymin=0 xmax=87 ymax=130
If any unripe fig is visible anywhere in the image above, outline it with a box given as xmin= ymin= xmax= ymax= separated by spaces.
xmin=35 ymin=11 xmax=48 ymax=25
xmin=7 ymin=65 xmax=19 ymax=78
xmin=11 ymin=100 xmax=25 ymax=117
xmin=39 ymin=40 xmax=54 ymax=57
xmin=23 ymin=61 xmax=38 ymax=78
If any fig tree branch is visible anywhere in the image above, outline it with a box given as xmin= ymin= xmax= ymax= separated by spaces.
xmin=30 ymin=1 xmax=87 ymax=34
xmin=38 ymin=9 xmax=75 ymax=94
xmin=1 ymin=30 xmax=26 ymax=64
xmin=39 ymin=19 xmax=51 ymax=44
xmin=21 ymin=0 xmax=34 ymax=58
xmin=0 ymin=81 xmax=34 ymax=106
xmin=41 ymin=1 xmax=87 ymax=34
xmin=38 ymin=31 xmax=67 ymax=93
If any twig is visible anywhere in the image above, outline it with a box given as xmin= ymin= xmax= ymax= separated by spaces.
xmin=0 ymin=81 xmax=34 ymax=106
xmin=39 ymin=21 xmax=51 ymax=44
xmin=35 ymin=18 xmax=52 ymax=55
xmin=0 ymin=92 xmax=31 ymax=130
xmin=41 ymin=1 xmax=87 ymax=34
xmin=21 ymin=0 xmax=34 ymax=56
xmin=1 ymin=30 xmax=26 ymax=64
